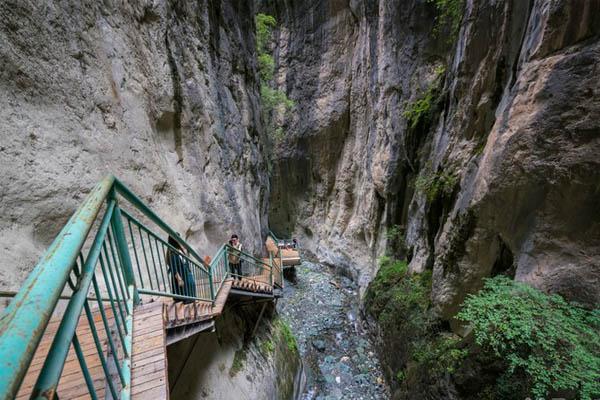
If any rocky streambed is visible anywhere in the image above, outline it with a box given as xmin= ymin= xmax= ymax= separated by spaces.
xmin=279 ymin=261 xmax=389 ymax=400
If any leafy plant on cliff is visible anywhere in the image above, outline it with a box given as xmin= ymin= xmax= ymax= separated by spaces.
xmin=458 ymin=276 xmax=600 ymax=400
xmin=256 ymin=13 xmax=294 ymax=142
xmin=414 ymin=166 xmax=458 ymax=202
xmin=276 ymin=318 xmax=298 ymax=354
xmin=428 ymin=0 xmax=465 ymax=43
xmin=229 ymin=345 xmax=248 ymax=377
xmin=366 ymin=257 xmax=432 ymax=327
xmin=385 ymin=224 xmax=407 ymax=257
xmin=412 ymin=334 xmax=467 ymax=375
xmin=256 ymin=13 xmax=276 ymax=54
xmin=403 ymin=66 xmax=445 ymax=131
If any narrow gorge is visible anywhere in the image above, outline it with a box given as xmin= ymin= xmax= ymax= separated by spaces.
xmin=0 ymin=1 xmax=598 ymax=400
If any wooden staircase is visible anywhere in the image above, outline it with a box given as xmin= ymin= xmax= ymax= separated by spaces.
xmin=13 ymin=275 xmax=283 ymax=399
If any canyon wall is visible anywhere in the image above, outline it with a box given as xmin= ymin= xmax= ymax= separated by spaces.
xmin=0 ymin=0 xmax=269 ymax=293
xmin=168 ymin=304 xmax=302 ymax=400
xmin=266 ymin=0 xmax=600 ymax=314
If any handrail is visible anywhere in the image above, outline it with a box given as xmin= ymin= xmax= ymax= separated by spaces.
xmin=114 ymin=180 xmax=209 ymax=270
xmin=268 ymin=229 xmax=280 ymax=242
xmin=0 ymin=176 xmax=115 ymax=399
xmin=0 ymin=176 xmax=284 ymax=399
xmin=224 ymin=244 xmax=271 ymax=269
xmin=268 ymin=229 xmax=299 ymax=250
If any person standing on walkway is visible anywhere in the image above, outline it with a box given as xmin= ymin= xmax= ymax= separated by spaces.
xmin=166 ymin=236 xmax=196 ymax=302
xmin=228 ymin=234 xmax=243 ymax=280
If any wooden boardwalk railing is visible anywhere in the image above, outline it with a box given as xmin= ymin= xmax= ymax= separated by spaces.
xmin=0 ymin=176 xmax=293 ymax=399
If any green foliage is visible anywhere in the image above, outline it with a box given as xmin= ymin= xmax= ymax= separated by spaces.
xmin=396 ymin=370 xmax=406 ymax=384
xmin=366 ymin=257 xmax=432 ymax=326
xmin=386 ymin=225 xmax=404 ymax=241
xmin=261 ymin=338 xmax=275 ymax=355
xmin=229 ymin=346 xmax=248 ymax=377
xmin=256 ymin=13 xmax=277 ymax=54
xmin=458 ymin=276 xmax=600 ymax=399
xmin=385 ymin=224 xmax=407 ymax=257
xmin=403 ymin=88 xmax=435 ymax=130
xmin=260 ymin=84 xmax=294 ymax=110
xmin=258 ymin=53 xmax=275 ymax=82
xmin=428 ymin=0 xmax=465 ymax=42
xmin=403 ymin=66 xmax=445 ymax=130
xmin=414 ymin=167 xmax=458 ymax=202
xmin=412 ymin=335 xmax=468 ymax=375
xmin=276 ymin=318 xmax=298 ymax=354
xmin=365 ymin=257 xmax=470 ymax=391
xmin=255 ymin=13 xmax=294 ymax=143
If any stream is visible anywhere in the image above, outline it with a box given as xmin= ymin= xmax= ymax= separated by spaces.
xmin=279 ymin=261 xmax=390 ymax=400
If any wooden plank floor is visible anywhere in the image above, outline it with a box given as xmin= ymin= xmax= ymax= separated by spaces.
xmin=16 ymin=306 xmax=119 ymax=400
xmin=130 ymin=301 xmax=169 ymax=400
xmin=16 ymin=275 xmax=273 ymax=399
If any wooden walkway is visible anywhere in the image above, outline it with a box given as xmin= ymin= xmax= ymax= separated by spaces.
xmin=131 ymin=302 xmax=168 ymax=399
xmin=17 ymin=307 xmax=116 ymax=400
xmin=15 ymin=276 xmax=279 ymax=399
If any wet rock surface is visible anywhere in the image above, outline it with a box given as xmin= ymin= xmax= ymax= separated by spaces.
xmin=279 ymin=262 xmax=389 ymax=399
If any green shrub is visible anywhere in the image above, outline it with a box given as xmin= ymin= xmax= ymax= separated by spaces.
xmin=256 ymin=13 xmax=277 ymax=54
xmin=261 ymin=338 xmax=275 ymax=355
xmin=385 ymin=225 xmax=407 ymax=257
xmin=366 ymin=257 xmax=432 ymax=326
xmin=255 ymin=13 xmax=294 ymax=142
xmin=403 ymin=66 xmax=445 ymax=130
xmin=415 ymin=167 xmax=458 ymax=202
xmin=412 ymin=334 xmax=467 ymax=375
xmin=403 ymin=87 xmax=435 ymax=130
xmin=229 ymin=346 xmax=248 ymax=377
xmin=458 ymin=276 xmax=600 ymax=399
xmin=258 ymin=53 xmax=275 ymax=82
xmin=366 ymin=257 xmax=473 ymax=392
xmin=428 ymin=0 xmax=465 ymax=43
xmin=276 ymin=318 xmax=298 ymax=354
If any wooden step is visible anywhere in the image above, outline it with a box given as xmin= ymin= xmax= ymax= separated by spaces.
xmin=131 ymin=301 xmax=168 ymax=400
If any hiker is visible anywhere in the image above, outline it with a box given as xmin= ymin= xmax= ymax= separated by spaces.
xmin=228 ymin=234 xmax=243 ymax=280
xmin=166 ymin=236 xmax=196 ymax=302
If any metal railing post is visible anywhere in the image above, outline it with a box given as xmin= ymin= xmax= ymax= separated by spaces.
xmin=109 ymin=190 xmax=140 ymax=305
xmin=224 ymin=246 xmax=230 ymax=279
xmin=278 ymin=248 xmax=284 ymax=289
xmin=269 ymin=252 xmax=274 ymax=286
xmin=208 ymin=267 xmax=215 ymax=302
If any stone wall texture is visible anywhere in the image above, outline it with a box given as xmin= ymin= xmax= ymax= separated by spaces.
xmin=0 ymin=0 xmax=270 ymax=292
xmin=265 ymin=0 xmax=600 ymax=317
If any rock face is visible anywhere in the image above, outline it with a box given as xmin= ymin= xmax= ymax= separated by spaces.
xmin=168 ymin=305 xmax=302 ymax=400
xmin=0 ymin=0 xmax=269 ymax=292
xmin=266 ymin=0 xmax=600 ymax=314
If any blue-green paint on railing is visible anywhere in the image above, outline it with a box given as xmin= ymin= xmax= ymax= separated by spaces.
xmin=0 ymin=175 xmax=286 ymax=399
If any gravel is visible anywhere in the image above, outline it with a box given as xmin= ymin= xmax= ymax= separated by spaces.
xmin=279 ymin=261 xmax=389 ymax=400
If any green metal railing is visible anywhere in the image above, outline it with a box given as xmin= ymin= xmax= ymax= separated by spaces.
xmin=0 ymin=176 xmax=282 ymax=399
xmin=268 ymin=229 xmax=299 ymax=251
xmin=208 ymin=244 xmax=284 ymax=291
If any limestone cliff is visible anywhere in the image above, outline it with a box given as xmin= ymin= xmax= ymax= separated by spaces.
xmin=0 ymin=0 xmax=269 ymax=292
xmin=266 ymin=0 xmax=600 ymax=314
